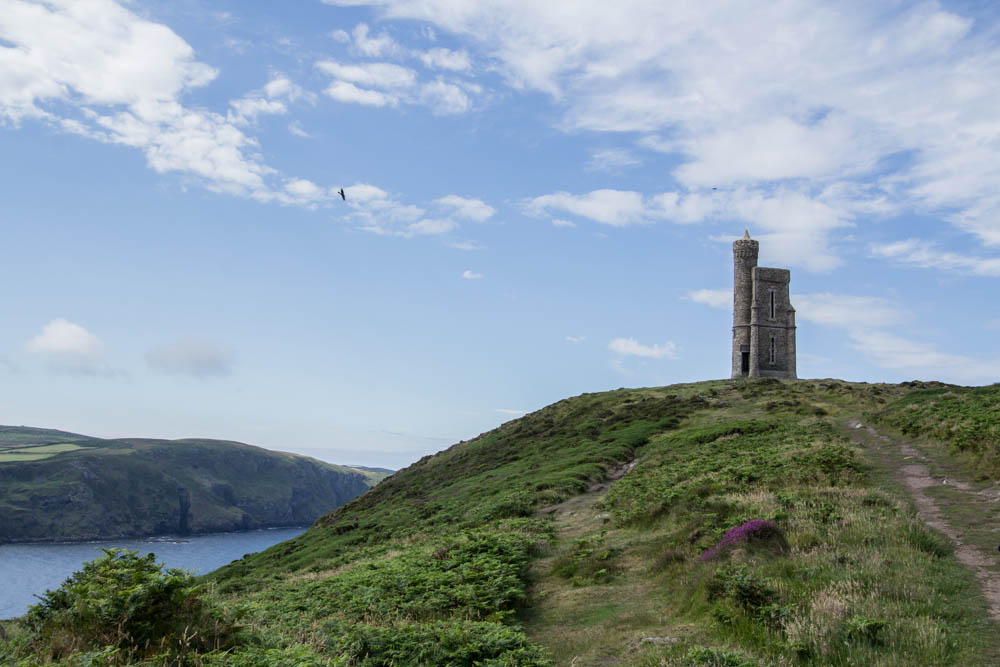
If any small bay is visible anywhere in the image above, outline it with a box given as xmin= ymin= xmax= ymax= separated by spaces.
xmin=0 ymin=527 xmax=306 ymax=619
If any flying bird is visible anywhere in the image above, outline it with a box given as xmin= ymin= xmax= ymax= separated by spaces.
xmin=338 ymin=188 xmax=346 ymax=201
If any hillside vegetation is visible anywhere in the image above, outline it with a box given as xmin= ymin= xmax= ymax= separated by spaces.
xmin=2 ymin=379 xmax=998 ymax=665
xmin=869 ymin=382 xmax=1000 ymax=477
xmin=0 ymin=427 xmax=388 ymax=542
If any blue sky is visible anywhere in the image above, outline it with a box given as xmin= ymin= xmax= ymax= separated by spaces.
xmin=2 ymin=0 xmax=1000 ymax=468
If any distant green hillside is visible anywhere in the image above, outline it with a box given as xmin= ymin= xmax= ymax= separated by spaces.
xmin=5 ymin=380 xmax=1000 ymax=665
xmin=0 ymin=427 xmax=390 ymax=542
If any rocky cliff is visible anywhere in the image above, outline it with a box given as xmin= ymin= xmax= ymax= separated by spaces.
xmin=0 ymin=427 xmax=388 ymax=542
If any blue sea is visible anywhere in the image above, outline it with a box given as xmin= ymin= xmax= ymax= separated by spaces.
xmin=0 ymin=527 xmax=306 ymax=619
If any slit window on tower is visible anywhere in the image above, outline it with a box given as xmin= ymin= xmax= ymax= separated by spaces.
xmin=770 ymin=291 xmax=775 ymax=319
xmin=770 ymin=337 xmax=776 ymax=363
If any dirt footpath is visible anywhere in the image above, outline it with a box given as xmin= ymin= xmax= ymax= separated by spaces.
xmin=845 ymin=419 xmax=1000 ymax=623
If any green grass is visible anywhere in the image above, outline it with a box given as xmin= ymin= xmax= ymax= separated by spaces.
xmin=0 ymin=444 xmax=85 ymax=463
xmin=3 ymin=379 xmax=999 ymax=665
xmin=0 ymin=426 xmax=101 ymax=450
xmin=868 ymin=382 xmax=1000 ymax=478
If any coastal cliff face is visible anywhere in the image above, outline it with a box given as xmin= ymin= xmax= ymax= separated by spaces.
xmin=0 ymin=429 xmax=388 ymax=542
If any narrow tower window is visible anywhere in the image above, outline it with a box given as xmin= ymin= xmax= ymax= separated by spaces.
xmin=770 ymin=291 xmax=775 ymax=319
xmin=770 ymin=337 xmax=776 ymax=364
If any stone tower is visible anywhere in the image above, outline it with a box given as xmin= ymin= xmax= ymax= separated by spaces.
xmin=731 ymin=231 xmax=796 ymax=379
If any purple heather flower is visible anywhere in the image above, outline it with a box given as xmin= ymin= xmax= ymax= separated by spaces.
xmin=698 ymin=519 xmax=781 ymax=561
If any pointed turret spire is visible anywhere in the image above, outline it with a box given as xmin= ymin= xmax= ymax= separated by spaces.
xmin=742 ymin=229 xmax=751 ymax=240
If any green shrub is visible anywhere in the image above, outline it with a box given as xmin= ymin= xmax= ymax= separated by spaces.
xmin=844 ymin=615 xmax=886 ymax=645
xmin=324 ymin=618 xmax=552 ymax=666
xmin=706 ymin=565 xmax=777 ymax=613
xmin=23 ymin=548 xmax=234 ymax=662
xmin=680 ymin=645 xmax=757 ymax=666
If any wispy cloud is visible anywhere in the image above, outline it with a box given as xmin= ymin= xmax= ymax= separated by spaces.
xmin=686 ymin=288 xmax=730 ymax=309
xmin=461 ymin=270 xmax=483 ymax=279
xmin=527 ymin=189 xmax=647 ymax=227
xmin=792 ymin=293 xmax=905 ymax=328
xmin=608 ymin=337 xmax=679 ymax=360
xmin=435 ymin=195 xmax=496 ymax=222
xmin=418 ymin=47 xmax=472 ymax=72
xmin=343 ymin=184 xmax=493 ymax=240
xmin=448 ymin=240 xmax=484 ymax=251
xmin=316 ymin=57 xmax=472 ymax=115
xmin=871 ymin=239 xmax=1000 ymax=277
xmin=565 ymin=335 xmax=586 ymax=343
xmin=146 ymin=339 xmax=234 ymax=379
xmin=847 ymin=329 xmax=1000 ymax=384
xmin=586 ymin=148 xmax=640 ymax=171
xmin=322 ymin=0 xmax=1000 ymax=263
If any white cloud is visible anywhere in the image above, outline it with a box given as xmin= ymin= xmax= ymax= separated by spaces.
xmin=847 ymin=329 xmax=1000 ymax=384
xmin=0 ymin=1 xmax=336 ymax=206
xmin=461 ymin=270 xmax=483 ymax=279
xmin=552 ymin=219 xmax=576 ymax=228
xmin=687 ymin=289 xmax=730 ymax=309
xmin=870 ymin=239 xmax=1000 ymax=277
xmin=25 ymin=318 xmax=109 ymax=375
xmin=793 ymin=293 xmax=904 ymax=328
xmin=324 ymin=81 xmax=399 ymax=107
xmin=316 ymin=61 xmax=417 ymax=89
xmin=419 ymin=78 xmax=471 ymax=114
xmin=316 ymin=59 xmax=472 ymax=114
xmin=0 ymin=0 xmax=215 ymax=122
xmin=351 ymin=23 xmax=400 ymax=57
xmin=288 ymin=121 xmax=311 ymax=137
xmin=586 ymin=148 xmax=640 ymax=171
xmin=528 ymin=186 xmax=846 ymax=270
xmin=342 ymin=184 xmax=493 ymax=239
xmin=650 ymin=191 xmax=722 ymax=225
xmin=607 ymin=337 xmax=679 ymax=360
xmin=283 ymin=178 xmax=329 ymax=204
xmin=528 ymin=189 xmax=647 ymax=226
xmin=320 ymin=0 xmax=1000 ymax=262
xmin=435 ymin=195 xmax=496 ymax=222
xmin=565 ymin=335 xmax=586 ymax=343
xmin=228 ymin=76 xmax=312 ymax=126
xmin=406 ymin=218 xmax=457 ymax=236
xmin=418 ymin=47 xmax=472 ymax=71
xmin=146 ymin=339 xmax=234 ymax=378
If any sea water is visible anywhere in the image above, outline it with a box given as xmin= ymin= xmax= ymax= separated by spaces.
xmin=0 ymin=527 xmax=306 ymax=619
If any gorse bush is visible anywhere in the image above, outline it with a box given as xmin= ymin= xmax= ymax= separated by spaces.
xmin=23 ymin=548 xmax=234 ymax=662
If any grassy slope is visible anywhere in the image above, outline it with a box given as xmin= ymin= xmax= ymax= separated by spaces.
xmin=4 ymin=380 xmax=997 ymax=665
xmin=0 ymin=427 xmax=389 ymax=542
xmin=188 ymin=379 xmax=996 ymax=666
xmin=868 ymin=382 xmax=1000 ymax=477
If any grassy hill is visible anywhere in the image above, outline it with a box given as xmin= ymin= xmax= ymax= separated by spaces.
xmin=4 ymin=379 xmax=1000 ymax=665
xmin=0 ymin=426 xmax=390 ymax=542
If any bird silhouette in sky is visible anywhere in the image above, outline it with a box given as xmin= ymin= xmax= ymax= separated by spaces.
xmin=338 ymin=188 xmax=346 ymax=201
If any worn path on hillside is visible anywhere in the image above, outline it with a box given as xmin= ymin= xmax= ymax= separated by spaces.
xmin=845 ymin=419 xmax=1000 ymax=623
